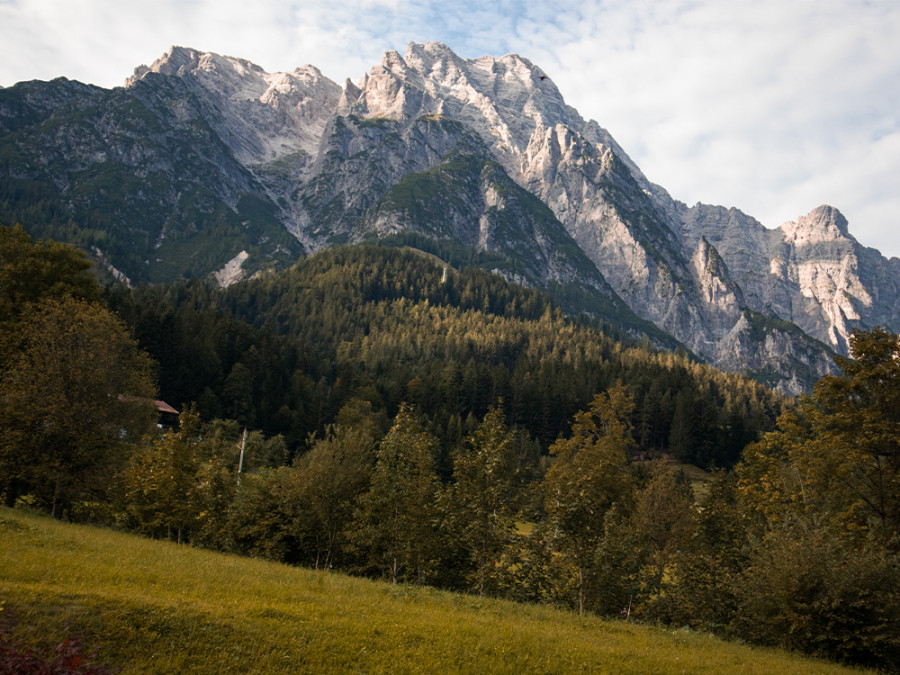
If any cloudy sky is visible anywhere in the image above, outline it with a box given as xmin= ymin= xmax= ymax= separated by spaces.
xmin=2 ymin=0 xmax=898 ymax=258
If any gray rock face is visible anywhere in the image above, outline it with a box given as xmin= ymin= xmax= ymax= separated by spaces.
xmin=130 ymin=46 xmax=342 ymax=168
xmin=680 ymin=202 xmax=900 ymax=359
xmin=332 ymin=43 xmax=868 ymax=391
xmin=4 ymin=41 xmax=899 ymax=391
xmin=0 ymin=59 xmax=304 ymax=284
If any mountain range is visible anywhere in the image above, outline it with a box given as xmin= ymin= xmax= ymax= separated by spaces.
xmin=2 ymin=42 xmax=898 ymax=393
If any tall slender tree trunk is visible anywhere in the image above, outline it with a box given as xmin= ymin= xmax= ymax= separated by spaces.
xmin=578 ymin=566 xmax=585 ymax=616
xmin=479 ymin=530 xmax=488 ymax=597
xmin=50 ymin=472 xmax=62 ymax=519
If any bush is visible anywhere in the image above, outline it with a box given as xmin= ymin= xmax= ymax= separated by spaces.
xmin=730 ymin=524 xmax=900 ymax=669
xmin=0 ymin=622 xmax=118 ymax=674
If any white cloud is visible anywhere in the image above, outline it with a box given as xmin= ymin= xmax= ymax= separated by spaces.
xmin=514 ymin=0 xmax=900 ymax=256
xmin=0 ymin=0 xmax=898 ymax=257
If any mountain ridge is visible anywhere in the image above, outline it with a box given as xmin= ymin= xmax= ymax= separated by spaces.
xmin=2 ymin=41 xmax=897 ymax=392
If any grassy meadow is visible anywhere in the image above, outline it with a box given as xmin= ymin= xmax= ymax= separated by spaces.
xmin=0 ymin=507 xmax=869 ymax=674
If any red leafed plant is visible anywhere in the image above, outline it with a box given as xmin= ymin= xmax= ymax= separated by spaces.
xmin=0 ymin=621 xmax=118 ymax=675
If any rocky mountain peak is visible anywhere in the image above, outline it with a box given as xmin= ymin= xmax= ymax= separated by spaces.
xmin=128 ymin=46 xmax=264 ymax=87
xmin=351 ymin=42 xmax=579 ymax=156
xmin=780 ymin=205 xmax=852 ymax=246
xmin=5 ymin=44 xmax=899 ymax=394
xmin=127 ymin=46 xmax=332 ymax=100
xmin=127 ymin=46 xmax=341 ymax=166
xmin=403 ymin=41 xmax=466 ymax=80
xmin=127 ymin=45 xmax=199 ymax=83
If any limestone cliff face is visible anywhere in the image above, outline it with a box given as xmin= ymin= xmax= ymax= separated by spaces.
xmin=129 ymin=46 xmax=342 ymax=169
xmin=0 ymin=68 xmax=304 ymax=284
xmin=335 ymin=43 xmax=846 ymax=390
xmin=775 ymin=206 xmax=900 ymax=354
xmin=680 ymin=202 xmax=900 ymax=358
xmin=3 ymin=42 xmax=899 ymax=391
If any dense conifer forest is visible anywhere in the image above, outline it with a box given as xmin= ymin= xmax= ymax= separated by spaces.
xmin=2 ymin=225 xmax=898 ymax=670
xmin=106 ymin=245 xmax=783 ymax=469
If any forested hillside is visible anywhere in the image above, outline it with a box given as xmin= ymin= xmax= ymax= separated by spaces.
xmin=2 ymin=225 xmax=898 ymax=670
xmin=107 ymin=245 xmax=783 ymax=468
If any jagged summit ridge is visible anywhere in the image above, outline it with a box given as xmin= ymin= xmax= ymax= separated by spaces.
xmin=681 ymin=199 xmax=897 ymax=357
xmin=127 ymin=46 xmax=342 ymax=166
xmin=781 ymin=204 xmax=851 ymax=246
xmin=344 ymin=42 xmax=589 ymax=163
xmin=3 ymin=43 xmax=899 ymax=392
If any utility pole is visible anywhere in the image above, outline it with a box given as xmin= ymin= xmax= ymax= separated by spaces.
xmin=237 ymin=427 xmax=248 ymax=486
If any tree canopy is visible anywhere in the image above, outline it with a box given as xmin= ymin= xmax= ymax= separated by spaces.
xmin=0 ymin=297 xmax=156 ymax=515
xmin=0 ymin=224 xmax=157 ymax=516
xmin=738 ymin=326 xmax=900 ymax=542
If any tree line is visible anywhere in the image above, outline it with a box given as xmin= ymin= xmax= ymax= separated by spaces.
xmin=108 ymin=333 xmax=899 ymax=669
xmin=105 ymin=245 xmax=783 ymax=468
xmin=1 ymin=224 xmax=898 ymax=669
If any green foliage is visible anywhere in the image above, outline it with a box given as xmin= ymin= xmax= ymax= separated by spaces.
xmin=543 ymin=383 xmax=636 ymax=614
xmin=350 ymin=404 xmax=442 ymax=584
xmin=730 ymin=327 xmax=900 ymax=667
xmin=738 ymin=327 xmax=900 ymax=541
xmin=441 ymin=406 xmax=520 ymax=596
xmin=289 ymin=422 xmax=376 ymax=569
xmin=589 ymin=504 xmax=646 ymax=617
xmin=225 ymin=468 xmax=296 ymax=561
xmin=731 ymin=524 xmax=900 ymax=667
xmin=116 ymin=412 xmax=294 ymax=551
xmin=0 ymin=223 xmax=99 ymax=326
xmin=654 ymin=471 xmax=745 ymax=631
xmin=106 ymin=280 xmax=317 ymax=450
xmin=119 ymin=420 xmax=202 ymax=542
xmin=0 ymin=226 xmax=156 ymax=515
xmin=379 ymin=154 xmax=478 ymax=229
xmin=0 ymin=296 xmax=156 ymax=516
xmin=108 ymin=245 xmax=782 ymax=467
xmin=626 ymin=461 xmax=696 ymax=618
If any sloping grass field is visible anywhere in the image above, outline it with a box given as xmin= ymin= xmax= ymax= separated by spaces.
xmin=0 ymin=507 xmax=869 ymax=674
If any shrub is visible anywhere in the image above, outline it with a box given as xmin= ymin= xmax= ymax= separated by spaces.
xmin=0 ymin=622 xmax=118 ymax=674
xmin=730 ymin=523 xmax=900 ymax=669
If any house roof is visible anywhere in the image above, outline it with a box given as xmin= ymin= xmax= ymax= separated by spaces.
xmin=154 ymin=400 xmax=179 ymax=415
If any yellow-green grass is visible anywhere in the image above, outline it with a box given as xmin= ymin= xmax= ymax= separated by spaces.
xmin=0 ymin=508 xmax=867 ymax=674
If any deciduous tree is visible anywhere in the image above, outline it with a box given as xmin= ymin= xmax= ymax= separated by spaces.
xmin=738 ymin=327 xmax=900 ymax=542
xmin=292 ymin=424 xmax=376 ymax=569
xmin=0 ymin=297 xmax=156 ymax=515
xmin=733 ymin=327 xmax=900 ymax=667
xmin=350 ymin=404 xmax=441 ymax=584
xmin=0 ymin=224 xmax=99 ymax=328
xmin=543 ymin=383 xmax=635 ymax=614
xmin=442 ymin=406 xmax=519 ymax=596
xmin=119 ymin=412 xmax=202 ymax=542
